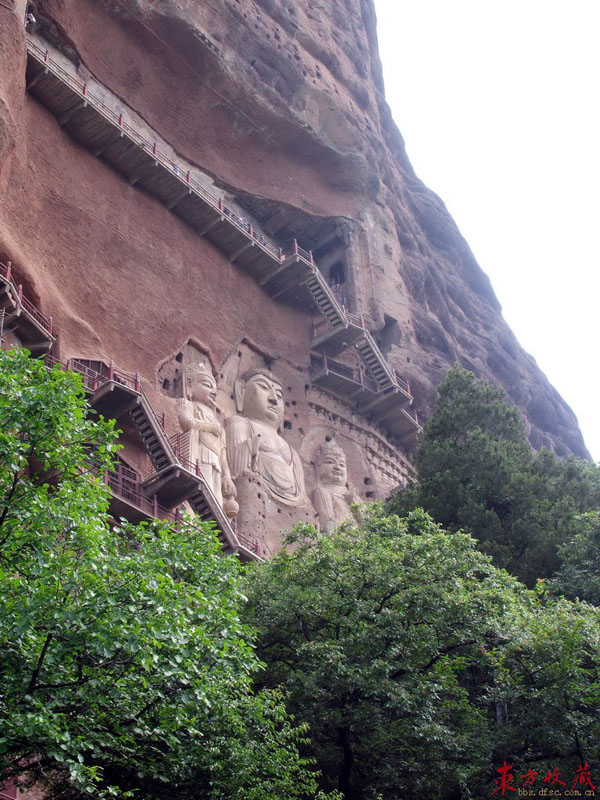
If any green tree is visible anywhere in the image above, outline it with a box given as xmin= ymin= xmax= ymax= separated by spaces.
xmin=244 ymin=506 xmax=518 ymax=799
xmin=0 ymin=349 xmax=329 ymax=800
xmin=550 ymin=511 xmax=600 ymax=604
xmin=493 ymin=591 xmax=600 ymax=775
xmin=244 ymin=506 xmax=600 ymax=800
xmin=389 ymin=366 xmax=600 ymax=585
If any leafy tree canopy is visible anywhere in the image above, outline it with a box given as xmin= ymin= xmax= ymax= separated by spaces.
xmin=0 ymin=349 xmax=333 ymax=800
xmin=244 ymin=506 xmax=600 ymax=800
xmin=389 ymin=366 xmax=600 ymax=585
xmin=550 ymin=511 xmax=600 ymax=605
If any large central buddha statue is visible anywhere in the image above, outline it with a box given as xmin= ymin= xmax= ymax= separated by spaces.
xmin=225 ymin=368 xmax=307 ymax=507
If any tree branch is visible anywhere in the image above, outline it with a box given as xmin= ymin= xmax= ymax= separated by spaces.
xmin=27 ymin=633 xmax=54 ymax=694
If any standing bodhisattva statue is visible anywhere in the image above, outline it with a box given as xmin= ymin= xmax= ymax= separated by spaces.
xmin=225 ymin=368 xmax=307 ymax=506
xmin=177 ymin=363 xmax=237 ymax=516
xmin=312 ymin=440 xmax=361 ymax=532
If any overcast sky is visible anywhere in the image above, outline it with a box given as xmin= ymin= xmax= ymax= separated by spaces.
xmin=374 ymin=0 xmax=600 ymax=461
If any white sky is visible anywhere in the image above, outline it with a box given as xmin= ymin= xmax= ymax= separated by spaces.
xmin=374 ymin=0 xmax=600 ymax=461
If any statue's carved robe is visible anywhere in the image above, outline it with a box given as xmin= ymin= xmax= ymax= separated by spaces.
xmin=177 ymin=398 xmax=226 ymax=502
xmin=312 ymin=484 xmax=360 ymax=532
xmin=225 ymin=415 xmax=307 ymax=506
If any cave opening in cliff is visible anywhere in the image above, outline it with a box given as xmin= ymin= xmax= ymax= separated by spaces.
xmin=378 ymin=314 xmax=401 ymax=354
xmin=328 ymin=261 xmax=346 ymax=286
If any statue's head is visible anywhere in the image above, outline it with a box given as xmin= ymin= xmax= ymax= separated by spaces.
xmin=234 ymin=367 xmax=284 ymax=430
xmin=183 ymin=363 xmax=217 ymax=408
xmin=315 ymin=440 xmax=347 ymax=487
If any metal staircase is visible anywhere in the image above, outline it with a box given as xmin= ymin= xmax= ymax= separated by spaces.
xmin=304 ymin=271 xmax=345 ymax=327
xmin=187 ymin=485 xmax=234 ymax=554
xmin=129 ymin=402 xmax=172 ymax=475
xmin=355 ymin=333 xmax=396 ymax=391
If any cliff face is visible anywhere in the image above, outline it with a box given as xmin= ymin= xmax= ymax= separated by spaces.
xmin=0 ymin=0 xmax=588 ymax=473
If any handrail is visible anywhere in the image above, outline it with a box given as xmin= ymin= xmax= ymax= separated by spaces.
xmin=403 ymin=406 xmax=420 ymax=426
xmin=26 ymin=40 xmax=313 ymax=272
xmin=236 ymin=530 xmax=261 ymax=555
xmin=293 ymin=239 xmax=314 ymax=264
xmin=0 ymin=259 xmax=53 ymax=337
xmin=312 ymin=317 xmax=332 ymax=338
xmin=67 ymin=358 xmax=141 ymax=393
xmin=311 ymin=353 xmax=378 ymax=394
xmin=394 ymin=370 xmax=411 ymax=395
xmin=169 ymin=430 xmax=190 ymax=460
xmin=104 ymin=463 xmax=180 ymax=523
xmin=312 ymin=309 xmax=366 ymax=339
xmin=346 ymin=310 xmax=364 ymax=327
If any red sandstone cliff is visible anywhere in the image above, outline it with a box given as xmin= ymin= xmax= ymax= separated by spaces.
xmin=0 ymin=0 xmax=589 ymax=459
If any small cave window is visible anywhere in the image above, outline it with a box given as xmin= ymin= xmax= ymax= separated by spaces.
xmin=380 ymin=314 xmax=401 ymax=353
xmin=329 ymin=261 xmax=346 ymax=286
xmin=26 ymin=4 xmax=37 ymax=25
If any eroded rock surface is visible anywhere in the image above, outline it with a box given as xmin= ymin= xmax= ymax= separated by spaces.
xmin=0 ymin=0 xmax=589 ymax=470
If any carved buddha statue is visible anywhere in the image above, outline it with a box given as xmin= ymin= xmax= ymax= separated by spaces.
xmin=224 ymin=368 xmax=307 ymax=507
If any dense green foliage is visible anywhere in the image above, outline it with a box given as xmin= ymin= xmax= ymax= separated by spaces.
xmin=389 ymin=366 xmax=600 ymax=585
xmin=550 ymin=511 xmax=600 ymax=604
xmin=244 ymin=507 xmax=600 ymax=800
xmin=0 ymin=349 xmax=331 ymax=800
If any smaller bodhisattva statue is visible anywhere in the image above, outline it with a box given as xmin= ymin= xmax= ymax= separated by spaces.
xmin=177 ymin=363 xmax=238 ymax=517
xmin=312 ymin=440 xmax=361 ymax=533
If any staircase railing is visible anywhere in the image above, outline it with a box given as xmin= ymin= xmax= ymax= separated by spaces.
xmin=312 ymin=310 xmax=365 ymax=339
xmin=311 ymin=353 xmax=378 ymax=394
xmin=0 ymin=259 xmax=53 ymax=337
xmin=104 ymin=462 xmax=180 ymax=523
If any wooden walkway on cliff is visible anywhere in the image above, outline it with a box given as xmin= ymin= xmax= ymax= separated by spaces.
xmin=0 ymin=260 xmax=54 ymax=354
xmin=25 ymin=39 xmax=421 ymax=445
xmin=45 ymin=355 xmax=261 ymax=562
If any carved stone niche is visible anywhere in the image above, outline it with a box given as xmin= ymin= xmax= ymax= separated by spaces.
xmin=157 ymin=339 xmax=214 ymax=400
xmin=301 ymin=427 xmax=363 ymax=533
xmin=305 ymin=399 xmax=412 ymax=501
xmin=313 ymin=439 xmax=361 ymax=533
